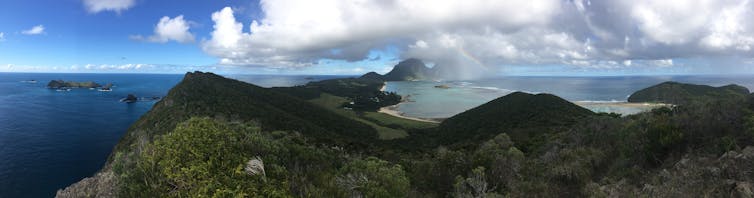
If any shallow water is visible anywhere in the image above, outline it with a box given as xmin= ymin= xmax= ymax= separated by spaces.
xmin=384 ymin=75 xmax=754 ymax=118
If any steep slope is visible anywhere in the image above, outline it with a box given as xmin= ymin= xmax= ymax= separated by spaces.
xmin=58 ymin=72 xmax=394 ymax=197
xmin=113 ymin=72 xmax=378 ymax=156
xmin=628 ymin=81 xmax=749 ymax=104
xmin=382 ymin=58 xmax=433 ymax=81
xmin=438 ymin=92 xmax=595 ymax=148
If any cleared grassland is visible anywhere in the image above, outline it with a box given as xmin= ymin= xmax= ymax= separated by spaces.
xmin=308 ymin=93 xmax=437 ymax=139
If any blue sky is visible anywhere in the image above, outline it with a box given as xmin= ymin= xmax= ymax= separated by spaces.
xmin=1 ymin=0 xmax=754 ymax=75
xmin=0 ymin=0 xmax=250 ymax=73
xmin=0 ymin=0 xmax=403 ymax=74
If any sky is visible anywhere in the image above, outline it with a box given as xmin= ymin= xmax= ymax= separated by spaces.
xmin=2 ymin=0 xmax=754 ymax=75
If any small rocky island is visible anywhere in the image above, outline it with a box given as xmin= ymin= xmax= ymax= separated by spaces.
xmin=99 ymin=83 xmax=113 ymax=92
xmin=120 ymin=94 xmax=162 ymax=103
xmin=47 ymin=80 xmax=101 ymax=89
xmin=121 ymin=94 xmax=138 ymax=103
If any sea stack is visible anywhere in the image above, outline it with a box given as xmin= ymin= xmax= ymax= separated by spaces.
xmin=122 ymin=94 xmax=138 ymax=103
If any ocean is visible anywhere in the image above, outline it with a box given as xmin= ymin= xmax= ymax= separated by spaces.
xmin=1 ymin=73 xmax=753 ymax=197
xmin=0 ymin=73 xmax=345 ymax=198
xmin=384 ymin=75 xmax=754 ymax=119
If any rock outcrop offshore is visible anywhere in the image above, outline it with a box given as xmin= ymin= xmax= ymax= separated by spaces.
xmin=47 ymin=80 xmax=102 ymax=89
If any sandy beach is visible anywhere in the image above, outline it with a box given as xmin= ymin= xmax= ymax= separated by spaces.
xmin=574 ymin=101 xmax=670 ymax=108
xmin=379 ymin=83 xmax=441 ymax=123
xmin=575 ymin=101 xmax=671 ymax=115
xmin=379 ymin=104 xmax=441 ymax=123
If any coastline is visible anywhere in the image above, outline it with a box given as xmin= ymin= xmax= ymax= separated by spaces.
xmin=575 ymin=101 xmax=671 ymax=115
xmin=379 ymin=104 xmax=441 ymax=123
xmin=378 ymin=83 xmax=441 ymax=123
xmin=574 ymin=101 xmax=671 ymax=108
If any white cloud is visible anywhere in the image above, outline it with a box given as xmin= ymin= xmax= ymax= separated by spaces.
xmin=630 ymin=1 xmax=709 ymax=45
xmin=0 ymin=32 xmax=5 ymax=41
xmin=0 ymin=63 xmax=189 ymax=73
xmin=627 ymin=0 xmax=754 ymax=51
xmin=581 ymin=0 xmax=754 ymax=57
xmin=91 ymin=63 xmax=151 ymax=70
xmin=200 ymin=0 xmax=754 ymax=70
xmin=131 ymin=15 xmax=195 ymax=43
xmin=652 ymin=59 xmax=674 ymax=67
xmin=202 ymin=1 xmax=560 ymax=67
xmin=21 ymin=25 xmax=44 ymax=35
xmin=82 ymin=0 xmax=135 ymax=13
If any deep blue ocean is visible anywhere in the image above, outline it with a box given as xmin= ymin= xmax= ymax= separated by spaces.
xmin=0 ymin=73 xmax=347 ymax=198
xmin=2 ymin=73 xmax=754 ymax=197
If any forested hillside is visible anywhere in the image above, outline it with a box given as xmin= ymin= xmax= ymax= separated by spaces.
xmin=59 ymin=74 xmax=754 ymax=197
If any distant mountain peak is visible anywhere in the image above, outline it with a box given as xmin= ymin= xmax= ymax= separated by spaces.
xmin=363 ymin=58 xmax=491 ymax=81
xmin=381 ymin=58 xmax=432 ymax=81
xmin=397 ymin=58 xmax=425 ymax=65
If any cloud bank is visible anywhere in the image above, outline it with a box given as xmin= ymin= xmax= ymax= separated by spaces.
xmin=82 ymin=0 xmax=135 ymax=13
xmin=131 ymin=15 xmax=195 ymax=43
xmin=201 ymin=0 xmax=754 ymax=70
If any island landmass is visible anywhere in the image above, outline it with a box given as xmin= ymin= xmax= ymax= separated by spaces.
xmin=47 ymin=80 xmax=102 ymax=89
xmin=59 ymin=68 xmax=754 ymax=197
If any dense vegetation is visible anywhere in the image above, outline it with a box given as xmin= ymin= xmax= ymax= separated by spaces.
xmin=628 ymin=81 xmax=749 ymax=104
xmin=272 ymin=77 xmax=401 ymax=111
xmin=59 ymin=73 xmax=754 ymax=197
xmin=359 ymin=71 xmax=384 ymax=81
xmin=115 ymin=117 xmax=410 ymax=197
xmin=304 ymin=77 xmax=401 ymax=111
xmin=113 ymin=72 xmax=379 ymax=158
xmin=47 ymin=80 xmax=102 ymax=89
xmin=307 ymin=93 xmax=436 ymax=140
xmin=437 ymin=92 xmax=595 ymax=150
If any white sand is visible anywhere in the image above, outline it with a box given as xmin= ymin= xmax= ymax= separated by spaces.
xmin=575 ymin=101 xmax=671 ymax=115
xmin=574 ymin=101 xmax=670 ymax=108
xmin=379 ymin=104 xmax=440 ymax=123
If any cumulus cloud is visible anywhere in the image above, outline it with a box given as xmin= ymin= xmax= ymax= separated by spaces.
xmin=82 ymin=0 xmax=135 ymax=13
xmin=201 ymin=0 xmax=754 ymax=70
xmin=202 ymin=1 xmax=559 ymax=68
xmin=574 ymin=0 xmax=754 ymax=58
xmin=21 ymin=25 xmax=44 ymax=35
xmin=131 ymin=15 xmax=195 ymax=43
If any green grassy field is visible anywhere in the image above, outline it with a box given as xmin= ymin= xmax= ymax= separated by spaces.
xmin=308 ymin=93 xmax=437 ymax=139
